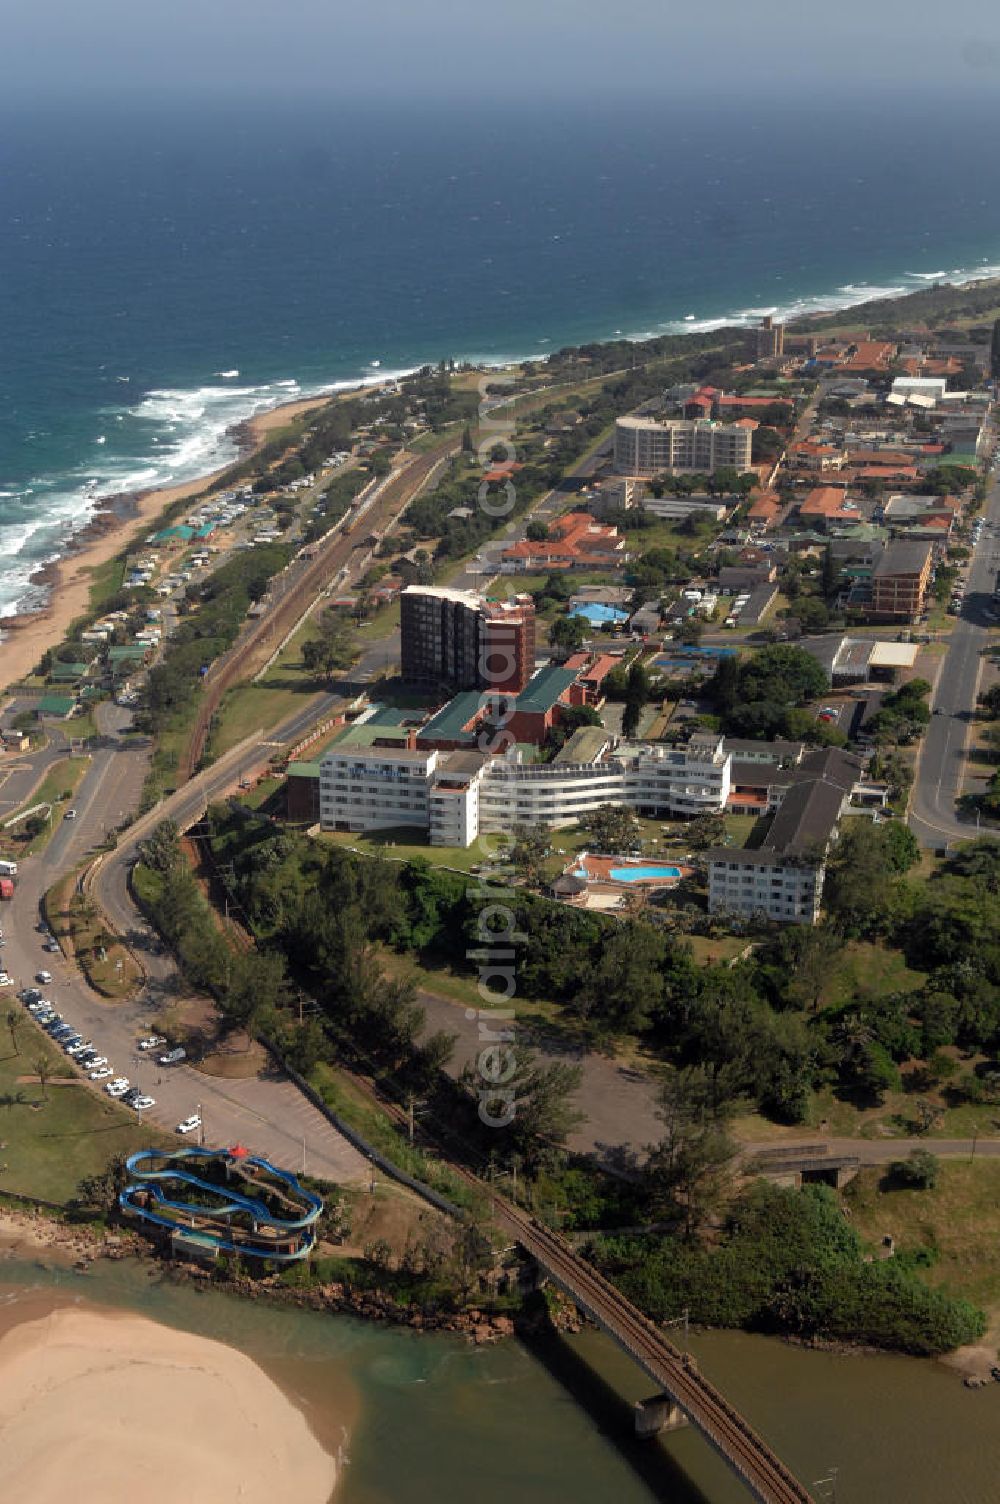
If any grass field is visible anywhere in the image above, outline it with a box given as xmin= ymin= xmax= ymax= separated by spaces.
xmin=846 ymin=1161 xmax=1000 ymax=1315
xmin=0 ymin=1016 xmax=166 ymax=1204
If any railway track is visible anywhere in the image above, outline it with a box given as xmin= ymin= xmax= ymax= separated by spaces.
xmin=438 ymin=1154 xmax=813 ymax=1504
xmin=179 ymin=438 xmax=458 ymax=780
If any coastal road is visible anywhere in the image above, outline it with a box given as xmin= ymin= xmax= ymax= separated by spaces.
xmin=909 ymin=475 xmax=1000 ymax=847
xmin=5 ymin=710 xmax=369 ymax=1185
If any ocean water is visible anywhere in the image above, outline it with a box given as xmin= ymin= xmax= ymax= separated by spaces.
xmin=3 ymin=96 xmax=1000 ymax=616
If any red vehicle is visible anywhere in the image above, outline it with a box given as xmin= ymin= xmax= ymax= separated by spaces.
xmin=0 ymin=878 xmax=14 ymax=901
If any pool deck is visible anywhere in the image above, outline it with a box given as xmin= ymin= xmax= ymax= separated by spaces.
xmin=566 ymin=852 xmax=694 ymax=889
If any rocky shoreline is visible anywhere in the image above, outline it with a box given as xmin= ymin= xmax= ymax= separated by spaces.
xmin=0 ymin=1205 xmax=524 ymax=1344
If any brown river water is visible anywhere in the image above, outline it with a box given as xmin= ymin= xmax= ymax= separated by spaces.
xmin=1 ymin=1256 xmax=997 ymax=1503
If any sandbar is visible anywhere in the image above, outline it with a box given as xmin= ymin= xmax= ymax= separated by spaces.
xmin=0 ymin=1302 xmax=339 ymax=1504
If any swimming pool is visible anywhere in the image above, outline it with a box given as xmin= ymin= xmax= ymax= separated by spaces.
xmin=608 ymin=865 xmax=681 ymax=882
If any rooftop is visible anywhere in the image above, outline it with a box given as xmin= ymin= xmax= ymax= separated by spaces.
xmin=420 ymin=690 xmax=488 ymax=742
xmin=552 ymin=726 xmax=613 ymax=765
xmin=514 ymin=664 xmax=580 ymax=716
xmin=873 ymin=540 xmax=933 ymax=577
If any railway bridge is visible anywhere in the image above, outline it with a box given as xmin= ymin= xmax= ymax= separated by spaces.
xmin=496 ymin=1199 xmax=815 ymax=1504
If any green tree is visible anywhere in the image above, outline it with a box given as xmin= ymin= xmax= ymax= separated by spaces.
xmin=645 ymin=1066 xmax=736 ymax=1238
xmin=33 ymin=1055 xmax=51 ymax=1102
xmin=889 ymin=1149 xmax=939 ymax=1190
xmin=75 ymin=1152 xmax=130 ymax=1211
xmin=549 ymin=614 xmax=588 ymax=653
xmin=581 ymin=803 xmax=640 ymax=853
xmin=6 ymin=1007 xmax=21 ymax=1056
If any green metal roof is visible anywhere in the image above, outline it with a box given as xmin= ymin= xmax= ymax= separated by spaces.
xmin=49 ymin=662 xmax=88 ymax=680
xmin=420 ymin=690 xmax=485 ymax=741
xmin=36 ymin=695 xmax=76 ymax=716
xmin=514 ymin=665 xmax=578 ymax=715
xmin=107 ymin=644 xmax=149 ymax=661
xmin=286 ymin=761 xmax=321 ymax=779
xmin=334 ymin=723 xmax=410 ymax=749
xmin=365 ymin=704 xmax=413 ymax=726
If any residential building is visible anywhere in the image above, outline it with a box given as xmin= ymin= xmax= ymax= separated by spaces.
xmin=798 ymin=487 xmax=864 ymax=531
xmin=787 ymin=441 xmax=847 ymax=472
xmin=319 ymin=735 xmax=733 ymax=847
xmin=707 ymin=751 xmax=859 ymax=925
xmin=400 ymin=586 xmax=535 ymax=693
xmin=613 ymin=416 xmax=754 ymax=477
xmin=870 ymin=540 xmax=934 ymax=621
xmin=500 ymin=512 xmax=628 ymax=572
xmin=754 ymin=316 xmax=785 ymax=360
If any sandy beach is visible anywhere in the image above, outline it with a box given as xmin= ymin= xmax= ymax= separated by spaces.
xmin=0 ymin=394 xmax=330 ymax=699
xmin=0 ymin=1300 xmax=339 ymax=1504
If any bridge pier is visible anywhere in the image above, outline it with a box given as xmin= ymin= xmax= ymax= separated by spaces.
xmin=635 ymin=1393 xmax=689 ymax=1438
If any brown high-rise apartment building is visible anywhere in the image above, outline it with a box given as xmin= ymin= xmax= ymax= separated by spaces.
xmin=870 ymin=541 xmax=933 ymax=621
xmin=755 ymin=315 xmax=785 ymax=360
xmin=400 ymin=586 xmax=535 ymax=693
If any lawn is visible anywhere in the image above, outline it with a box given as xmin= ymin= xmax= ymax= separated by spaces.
xmin=318 ymin=825 xmax=484 ymax=874
xmin=209 ymin=680 xmax=318 ymax=759
xmin=816 ymin=940 xmax=926 ymax=1010
xmin=0 ymin=1017 xmax=167 ymax=1204
xmin=845 ymin=1160 xmax=1000 ymax=1316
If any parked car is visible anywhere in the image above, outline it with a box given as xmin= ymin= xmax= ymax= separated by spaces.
xmin=36 ymin=971 xmax=52 ymax=984
xmin=0 ymin=973 xmax=13 ymax=988
xmin=158 ymin=1047 xmax=187 ymax=1066
xmin=176 ymin=1114 xmax=202 ymax=1135
xmin=64 ymin=809 xmax=77 ymax=821
xmin=89 ymin=1067 xmax=114 ymax=1081
xmin=138 ymin=1035 xmax=166 ymax=1052
xmin=105 ymin=1078 xmax=130 ymax=1097
xmin=131 ymin=1095 xmax=155 ymax=1111
xmin=44 ymin=939 xmax=60 ymax=953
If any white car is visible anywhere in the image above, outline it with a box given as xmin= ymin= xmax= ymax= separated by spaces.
xmin=176 ymin=1114 xmax=202 ymax=1135
xmin=0 ymin=973 xmax=13 ymax=988
xmin=158 ymin=1047 xmax=186 ymax=1066
xmin=131 ymin=1095 xmax=155 ymax=1111
xmin=81 ymin=1055 xmax=108 ymax=1070
xmin=64 ymin=809 xmax=77 ymax=821
xmin=138 ymin=1035 xmax=166 ymax=1052
xmin=36 ymin=970 xmax=53 ymax=984
xmin=89 ymin=1066 xmax=114 ymax=1081
xmin=105 ymin=1078 xmax=130 ymax=1097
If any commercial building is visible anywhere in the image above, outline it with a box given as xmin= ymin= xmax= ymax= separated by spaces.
xmin=870 ymin=540 xmax=934 ymax=621
xmin=613 ymin=416 xmax=754 ymax=477
xmin=399 ymin=586 xmax=535 ymax=694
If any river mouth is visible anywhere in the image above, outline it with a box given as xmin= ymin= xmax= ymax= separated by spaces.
xmin=2 ymin=1254 xmax=999 ymax=1503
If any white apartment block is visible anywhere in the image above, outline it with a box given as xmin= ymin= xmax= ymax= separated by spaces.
xmin=706 ymin=772 xmax=848 ymax=925
xmin=319 ymin=737 xmax=732 ymax=847
xmin=614 ymin=416 xmax=753 ymax=477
